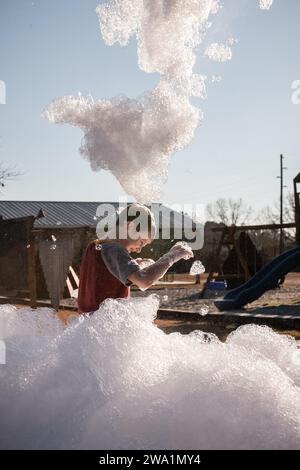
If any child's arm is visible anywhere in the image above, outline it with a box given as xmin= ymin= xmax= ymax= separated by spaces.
xmin=128 ymin=245 xmax=193 ymax=290
xmin=135 ymin=258 xmax=155 ymax=268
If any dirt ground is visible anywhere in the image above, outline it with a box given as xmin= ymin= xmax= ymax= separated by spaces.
xmin=132 ymin=272 xmax=300 ymax=311
xmin=54 ymin=273 xmax=300 ymax=342
xmin=8 ymin=273 xmax=300 ymax=343
xmin=132 ymin=273 xmax=300 ymax=341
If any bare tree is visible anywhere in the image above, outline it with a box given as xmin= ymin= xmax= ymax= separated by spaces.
xmin=256 ymin=192 xmax=295 ymax=224
xmin=0 ymin=162 xmax=21 ymax=190
xmin=282 ymin=192 xmax=295 ymax=223
xmin=254 ymin=192 xmax=296 ymax=258
xmin=206 ymin=198 xmax=252 ymax=226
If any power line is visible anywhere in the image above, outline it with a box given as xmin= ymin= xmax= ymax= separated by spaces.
xmin=201 ymin=175 xmax=276 ymax=199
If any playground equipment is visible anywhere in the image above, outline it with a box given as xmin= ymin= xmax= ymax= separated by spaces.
xmin=201 ymin=171 xmax=300 ymax=299
xmin=200 ymin=221 xmax=296 ymax=298
xmin=215 ymin=244 xmax=300 ymax=311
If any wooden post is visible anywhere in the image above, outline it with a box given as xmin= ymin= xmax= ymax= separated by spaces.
xmin=233 ymin=236 xmax=251 ymax=281
xmin=199 ymin=226 xmax=227 ymax=298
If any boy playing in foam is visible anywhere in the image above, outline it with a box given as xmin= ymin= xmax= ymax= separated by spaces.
xmin=78 ymin=203 xmax=193 ymax=314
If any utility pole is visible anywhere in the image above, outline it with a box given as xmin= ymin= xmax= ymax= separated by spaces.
xmin=280 ymin=154 xmax=283 ymax=253
xmin=277 ymin=154 xmax=288 ymax=254
xmin=294 ymin=173 xmax=300 ymax=245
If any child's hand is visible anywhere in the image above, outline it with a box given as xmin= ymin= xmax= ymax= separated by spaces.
xmin=167 ymin=243 xmax=194 ymax=263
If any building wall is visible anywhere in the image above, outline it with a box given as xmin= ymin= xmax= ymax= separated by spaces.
xmin=0 ymin=219 xmax=95 ymax=300
xmin=34 ymin=226 xmax=94 ymax=298
xmin=0 ymin=217 xmax=34 ymax=297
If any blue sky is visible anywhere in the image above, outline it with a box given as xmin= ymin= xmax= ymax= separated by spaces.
xmin=0 ymin=0 xmax=299 ymax=216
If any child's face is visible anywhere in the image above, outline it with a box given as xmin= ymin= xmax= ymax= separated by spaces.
xmin=128 ymin=237 xmax=152 ymax=253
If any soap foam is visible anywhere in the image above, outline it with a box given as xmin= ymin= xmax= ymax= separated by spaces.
xmin=260 ymin=0 xmax=274 ymax=10
xmin=0 ymin=297 xmax=299 ymax=450
xmin=42 ymin=82 xmax=200 ymax=202
xmin=42 ymin=0 xmax=273 ymax=201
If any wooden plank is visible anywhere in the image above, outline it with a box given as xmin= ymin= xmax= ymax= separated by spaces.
xmin=0 ymin=296 xmax=78 ymax=311
xmin=212 ymin=222 xmax=296 ymax=232
xmin=66 ymin=277 xmax=74 ymax=298
xmin=69 ymin=266 xmax=79 ymax=287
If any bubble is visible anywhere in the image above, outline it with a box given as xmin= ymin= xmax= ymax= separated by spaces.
xmin=198 ymin=304 xmax=209 ymax=316
xmin=190 ymin=260 xmax=205 ymax=275
xmin=26 ymin=244 xmax=31 ymax=249
xmin=259 ymin=0 xmax=273 ymax=10
xmin=50 ymin=244 xmax=56 ymax=251
xmin=226 ymin=37 xmax=239 ymax=46
xmin=205 ymin=43 xmax=232 ymax=62
xmin=162 ymin=295 xmax=169 ymax=302
xmin=211 ymin=75 xmax=222 ymax=83
xmin=51 ymin=235 xmax=57 ymax=242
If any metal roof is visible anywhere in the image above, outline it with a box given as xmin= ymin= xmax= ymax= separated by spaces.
xmin=0 ymin=201 xmax=193 ymax=229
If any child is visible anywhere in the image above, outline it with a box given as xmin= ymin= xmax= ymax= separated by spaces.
xmin=78 ymin=203 xmax=193 ymax=314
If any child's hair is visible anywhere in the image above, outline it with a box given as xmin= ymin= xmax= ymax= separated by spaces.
xmin=117 ymin=203 xmax=156 ymax=239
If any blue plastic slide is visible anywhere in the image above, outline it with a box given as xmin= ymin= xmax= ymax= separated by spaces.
xmin=214 ymin=245 xmax=300 ymax=311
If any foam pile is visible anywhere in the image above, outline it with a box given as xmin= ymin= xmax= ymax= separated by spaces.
xmin=0 ymin=296 xmax=299 ymax=450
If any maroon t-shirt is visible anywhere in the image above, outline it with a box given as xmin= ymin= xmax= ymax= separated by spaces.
xmin=78 ymin=240 xmax=140 ymax=314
